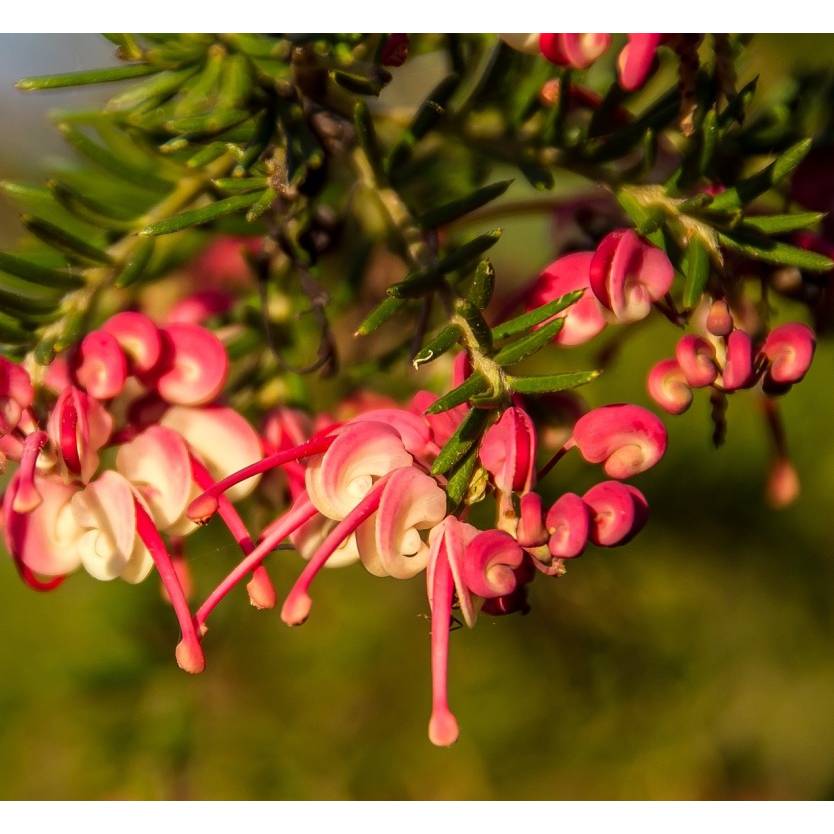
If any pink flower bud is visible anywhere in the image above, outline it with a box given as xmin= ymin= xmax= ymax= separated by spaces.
xmin=759 ymin=323 xmax=815 ymax=386
xmin=617 ymin=34 xmax=662 ymax=91
xmin=545 ymin=492 xmax=591 ymax=559
xmin=516 ymin=492 xmax=548 ymax=548
xmin=380 ymin=33 xmax=409 ymax=66
xmin=583 ymin=481 xmax=648 ymax=546
xmin=539 ymin=33 xmax=612 ymax=69
xmin=572 ymin=404 xmax=668 ymax=479
xmin=647 ymin=358 xmax=693 ymax=415
xmin=151 ymin=323 xmax=229 ymax=406
xmin=461 ymin=530 xmax=525 ymax=599
xmin=706 ymin=299 xmax=733 ymax=337
xmin=721 ymin=329 xmax=754 ymax=391
xmin=766 ymin=456 xmax=800 ymax=509
xmin=590 ymin=229 xmax=674 ymax=323
xmin=675 ymin=334 xmax=718 ymax=387
xmin=526 ymin=252 xmax=606 ymax=346
xmin=479 ymin=406 xmax=536 ymax=494
xmin=46 ymin=386 xmax=113 ymax=483
xmin=101 ymin=311 xmax=162 ymax=375
xmin=0 ymin=357 xmax=33 ymax=437
xmin=73 ymin=330 xmax=128 ymax=400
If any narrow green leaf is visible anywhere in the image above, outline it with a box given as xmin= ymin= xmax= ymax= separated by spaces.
xmin=21 ymin=215 xmax=114 ymax=265
xmin=58 ymin=123 xmax=172 ymax=191
xmin=0 ymin=270 xmax=62 ymax=315
xmin=217 ymin=54 xmax=254 ymax=111
xmin=468 ymin=258 xmax=495 ymax=310
xmin=34 ymin=336 xmax=57 ymax=365
xmin=424 ymin=373 xmax=489 ymax=414
xmin=708 ymin=139 xmax=812 ymax=213
xmin=114 ymin=237 xmax=155 ymax=287
xmin=431 ymin=408 xmax=489 ymax=476
xmin=354 ymin=100 xmax=384 ymax=183
xmin=140 ymin=192 xmax=261 ymax=236
xmin=413 ymin=324 xmax=462 ymax=368
xmin=418 ymin=180 xmax=513 ymax=229
xmin=331 ymin=69 xmax=388 ymax=96
xmin=0 ymin=311 xmax=33 ymax=345
xmin=106 ymin=67 xmax=198 ymax=112
xmin=387 ymin=229 xmax=502 ymax=298
xmin=494 ymin=318 xmax=563 ymax=366
xmin=164 ymin=109 xmax=250 ymax=137
xmin=0 ymin=252 xmax=82 ymax=289
xmin=682 ymin=237 xmax=710 ymax=308
xmin=245 ymin=188 xmax=277 ymax=222
xmin=17 ymin=63 xmax=158 ymax=91
xmin=355 ymin=297 xmax=407 ymax=336
xmin=718 ymin=229 xmax=834 ymax=272
xmin=444 ymin=445 xmax=481 ymax=511
xmin=508 ymin=369 xmax=601 ymax=395
xmin=187 ymin=142 xmax=228 ymax=169
xmin=740 ymin=212 xmax=825 ymax=235
xmin=491 ymin=289 xmax=583 ymax=341
xmin=47 ymin=179 xmax=136 ymax=231
xmin=212 ymin=177 xmax=268 ymax=194
xmin=387 ymin=74 xmax=459 ymax=173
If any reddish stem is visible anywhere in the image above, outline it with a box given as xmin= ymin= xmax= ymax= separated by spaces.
xmin=196 ymin=494 xmax=318 ymax=629
xmin=280 ymin=474 xmax=392 ymax=627
xmin=537 ymin=438 xmax=576 ymax=481
xmin=134 ymin=500 xmax=205 ymax=674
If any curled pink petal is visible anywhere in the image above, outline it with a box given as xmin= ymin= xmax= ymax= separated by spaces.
xmin=617 ymin=34 xmax=662 ymax=91
xmin=73 ymin=330 xmax=128 ymax=400
xmin=116 ymin=425 xmax=192 ymax=532
xmin=526 ymin=252 xmax=606 ymax=346
xmin=647 ymin=358 xmax=693 ymax=415
xmin=151 ymin=323 xmax=228 ymax=406
xmin=721 ymin=329 xmax=754 ymax=391
xmin=479 ymin=406 xmax=536 ymax=495
xmin=3 ymin=473 xmax=83 ymax=579
xmin=760 ymin=323 xmax=815 ymax=386
xmin=11 ymin=430 xmax=48 ymax=514
xmin=351 ymin=408 xmax=434 ymax=460
xmin=461 ymin=529 xmax=524 ymax=599
xmin=545 ymin=492 xmax=591 ymax=559
xmin=101 ymin=311 xmax=162 ymax=375
xmin=305 ymin=421 xmax=412 ymax=521
xmin=675 ymin=334 xmax=718 ymax=388
xmin=573 ymin=404 xmax=668 ymax=479
xmin=410 ymin=390 xmax=465 ymax=449
xmin=356 ymin=466 xmax=446 ymax=579
xmin=590 ymin=229 xmax=674 ymax=323
xmin=583 ymin=481 xmax=648 ymax=547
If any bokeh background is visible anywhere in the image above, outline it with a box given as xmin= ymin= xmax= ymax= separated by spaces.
xmin=2 ymin=34 xmax=834 ymax=800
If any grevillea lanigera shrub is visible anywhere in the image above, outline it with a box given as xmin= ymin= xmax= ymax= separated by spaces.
xmin=0 ymin=33 xmax=830 ymax=745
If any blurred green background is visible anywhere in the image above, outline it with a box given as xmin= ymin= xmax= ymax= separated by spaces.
xmin=2 ymin=35 xmax=834 ymax=800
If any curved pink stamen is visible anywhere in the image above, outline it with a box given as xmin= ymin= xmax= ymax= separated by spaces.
xmin=189 ymin=454 xmax=275 ymax=611
xmin=187 ymin=434 xmax=336 ymax=524
xmin=196 ymin=495 xmax=317 ymax=629
xmin=12 ymin=431 xmax=47 ymax=513
xmin=281 ymin=473 xmax=393 ymax=627
xmin=428 ymin=535 xmax=459 ymax=747
xmin=134 ymin=500 xmax=205 ymax=674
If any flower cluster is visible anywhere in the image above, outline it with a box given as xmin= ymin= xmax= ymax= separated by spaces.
xmin=1 ymin=311 xmax=264 ymax=674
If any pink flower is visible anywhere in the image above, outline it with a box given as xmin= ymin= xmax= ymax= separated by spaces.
xmin=721 ymin=329 xmax=754 ymax=391
xmin=572 ymin=404 xmax=668 ymax=479
xmin=479 ymin=406 xmax=536 ymax=495
xmin=590 ymin=229 xmax=674 ymax=323
xmin=46 ymin=386 xmax=112 ymax=483
xmin=0 ymin=356 xmax=34 ymax=437
xmin=759 ymin=323 xmax=816 ymax=388
xmin=101 ymin=312 xmax=162 ymax=375
xmin=647 ymin=358 xmax=693 ymax=415
xmin=675 ymin=334 xmax=718 ymax=388
xmin=526 ymin=252 xmax=606 ymax=346
xmin=73 ymin=330 xmax=128 ymax=400
xmin=546 ymin=492 xmax=591 ymax=559
xmin=539 ymin=33 xmax=612 ymax=69
xmin=617 ymin=34 xmax=662 ymax=91
xmin=583 ymin=481 xmax=648 ymax=546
